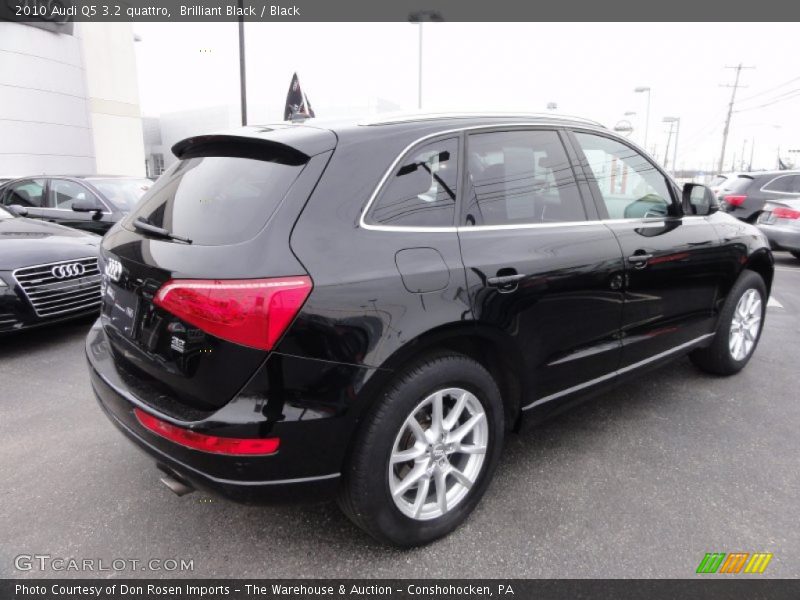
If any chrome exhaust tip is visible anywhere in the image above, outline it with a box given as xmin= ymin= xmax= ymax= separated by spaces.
xmin=159 ymin=474 xmax=194 ymax=497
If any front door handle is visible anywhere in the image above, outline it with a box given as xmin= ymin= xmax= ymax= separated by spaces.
xmin=628 ymin=253 xmax=653 ymax=269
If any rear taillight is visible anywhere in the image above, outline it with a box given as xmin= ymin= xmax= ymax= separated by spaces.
xmin=724 ymin=195 xmax=747 ymax=207
xmin=153 ymin=276 xmax=312 ymax=351
xmin=134 ymin=408 xmax=280 ymax=455
xmin=773 ymin=207 xmax=800 ymax=220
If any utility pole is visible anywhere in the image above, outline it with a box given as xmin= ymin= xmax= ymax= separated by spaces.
xmin=748 ymin=138 xmax=755 ymax=171
xmin=717 ymin=63 xmax=754 ymax=174
xmin=740 ymin=138 xmax=747 ymax=170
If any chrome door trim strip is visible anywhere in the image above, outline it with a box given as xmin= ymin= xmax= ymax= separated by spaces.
xmin=522 ymin=332 xmax=715 ymax=411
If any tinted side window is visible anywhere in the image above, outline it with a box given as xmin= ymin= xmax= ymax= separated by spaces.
xmin=764 ymin=174 xmax=800 ymax=193
xmin=4 ymin=179 xmax=46 ymax=208
xmin=48 ymin=180 xmax=99 ymax=210
xmin=464 ymin=130 xmax=585 ymax=226
xmin=368 ymin=138 xmax=458 ymax=227
xmin=574 ymin=132 xmax=673 ymax=219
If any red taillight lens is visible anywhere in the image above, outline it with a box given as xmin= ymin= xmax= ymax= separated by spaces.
xmin=773 ymin=207 xmax=800 ymax=220
xmin=153 ymin=276 xmax=312 ymax=350
xmin=724 ymin=195 xmax=747 ymax=207
xmin=134 ymin=408 xmax=280 ymax=455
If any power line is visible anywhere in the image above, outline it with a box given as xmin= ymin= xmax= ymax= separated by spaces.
xmin=735 ymin=88 xmax=800 ymax=112
xmin=737 ymin=74 xmax=800 ymax=103
xmin=717 ymin=63 xmax=754 ymax=174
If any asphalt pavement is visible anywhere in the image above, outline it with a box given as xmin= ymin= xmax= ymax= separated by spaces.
xmin=1 ymin=253 xmax=799 ymax=578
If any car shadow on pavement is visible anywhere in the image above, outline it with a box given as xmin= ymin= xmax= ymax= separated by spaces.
xmin=0 ymin=317 xmax=95 ymax=358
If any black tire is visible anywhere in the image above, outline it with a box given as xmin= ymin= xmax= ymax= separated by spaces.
xmin=337 ymin=353 xmax=504 ymax=547
xmin=790 ymin=251 xmax=800 ymax=262
xmin=690 ymin=270 xmax=767 ymax=376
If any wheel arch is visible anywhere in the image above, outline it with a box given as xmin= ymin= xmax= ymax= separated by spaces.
xmin=744 ymin=247 xmax=775 ymax=295
xmin=357 ymin=323 xmax=525 ymax=433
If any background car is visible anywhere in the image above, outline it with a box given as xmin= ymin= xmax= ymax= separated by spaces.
xmin=757 ymin=197 xmax=800 ymax=260
xmin=0 ymin=205 xmax=101 ymax=333
xmin=708 ymin=172 xmax=743 ymax=197
xmin=0 ymin=175 xmax=152 ymax=235
xmin=719 ymin=170 xmax=800 ymax=222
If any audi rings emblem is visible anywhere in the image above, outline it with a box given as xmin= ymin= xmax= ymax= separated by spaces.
xmin=51 ymin=262 xmax=86 ymax=279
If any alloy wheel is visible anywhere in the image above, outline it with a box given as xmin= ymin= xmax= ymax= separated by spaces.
xmin=388 ymin=387 xmax=489 ymax=521
xmin=729 ymin=288 xmax=762 ymax=361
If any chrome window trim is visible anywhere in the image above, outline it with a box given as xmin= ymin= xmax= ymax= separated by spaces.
xmin=522 ymin=333 xmax=714 ymax=411
xmin=363 ymin=216 xmax=707 ymax=234
xmin=760 ymin=173 xmax=800 ymax=196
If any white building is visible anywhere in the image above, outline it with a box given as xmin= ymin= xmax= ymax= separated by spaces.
xmin=0 ymin=20 xmax=146 ymax=177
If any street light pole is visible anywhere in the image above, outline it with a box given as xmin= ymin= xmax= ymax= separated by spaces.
xmin=635 ymin=87 xmax=651 ymax=149
xmin=417 ymin=23 xmax=423 ymax=109
xmin=238 ymin=0 xmax=247 ymax=126
xmin=408 ymin=10 xmax=443 ymax=111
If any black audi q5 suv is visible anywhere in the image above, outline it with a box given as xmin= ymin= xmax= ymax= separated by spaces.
xmin=87 ymin=113 xmax=773 ymax=546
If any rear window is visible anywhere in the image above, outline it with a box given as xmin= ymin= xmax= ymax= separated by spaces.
xmin=725 ymin=176 xmax=754 ymax=194
xmin=709 ymin=175 xmax=727 ymax=187
xmin=126 ymin=155 xmax=305 ymax=246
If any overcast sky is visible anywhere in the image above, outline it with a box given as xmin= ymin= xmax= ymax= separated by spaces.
xmin=133 ymin=22 xmax=800 ymax=172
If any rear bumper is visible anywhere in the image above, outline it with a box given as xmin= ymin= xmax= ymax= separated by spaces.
xmin=86 ymin=320 xmax=374 ymax=503
xmin=757 ymin=223 xmax=800 ymax=253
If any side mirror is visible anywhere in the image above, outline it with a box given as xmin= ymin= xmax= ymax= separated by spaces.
xmin=72 ymin=198 xmax=104 ymax=213
xmin=682 ymin=183 xmax=719 ymax=216
xmin=8 ymin=204 xmax=28 ymax=217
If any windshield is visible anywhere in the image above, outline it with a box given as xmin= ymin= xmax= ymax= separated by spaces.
xmin=89 ymin=178 xmax=153 ymax=210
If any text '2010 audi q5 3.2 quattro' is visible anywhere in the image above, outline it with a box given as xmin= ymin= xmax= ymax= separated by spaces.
xmin=86 ymin=113 xmax=773 ymax=546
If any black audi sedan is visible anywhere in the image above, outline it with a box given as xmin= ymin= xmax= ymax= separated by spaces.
xmin=0 ymin=175 xmax=152 ymax=235
xmin=86 ymin=113 xmax=773 ymax=546
xmin=0 ymin=205 xmax=101 ymax=333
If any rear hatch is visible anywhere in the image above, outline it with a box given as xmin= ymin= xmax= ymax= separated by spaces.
xmin=98 ymin=127 xmax=335 ymax=417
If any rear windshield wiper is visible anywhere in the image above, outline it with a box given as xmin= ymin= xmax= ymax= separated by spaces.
xmin=133 ymin=216 xmax=192 ymax=244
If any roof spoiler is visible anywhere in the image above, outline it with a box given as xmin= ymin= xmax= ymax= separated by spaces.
xmin=172 ymin=134 xmax=310 ymax=165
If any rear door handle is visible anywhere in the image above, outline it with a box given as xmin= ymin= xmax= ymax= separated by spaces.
xmin=487 ymin=273 xmax=526 ymax=287
xmin=628 ymin=253 xmax=653 ymax=268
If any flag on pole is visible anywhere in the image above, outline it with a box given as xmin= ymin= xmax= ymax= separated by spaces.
xmin=284 ymin=72 xmax=315 ymax=121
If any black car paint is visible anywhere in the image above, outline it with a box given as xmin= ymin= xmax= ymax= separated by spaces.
xmin=86 ymin=116 xmax=774 ymax=502
xmin=0 ymin=213 xmax=100 ymax=333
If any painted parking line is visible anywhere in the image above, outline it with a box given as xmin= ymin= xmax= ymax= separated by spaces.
xmin=775 ymin=267 xmax=800 ymax=273
xmin=767 ymin=296 xmax=784 ymax=309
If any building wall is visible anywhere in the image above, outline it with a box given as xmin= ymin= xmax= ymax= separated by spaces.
xmin=81 ymin=22 xmax=146 ymax=176
xmin=0 ymin=21 xmax=95 ymax=175
xmin=0 ymin=21 xmax=145 ymax=177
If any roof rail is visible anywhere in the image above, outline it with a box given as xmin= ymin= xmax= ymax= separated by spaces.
xmin=361 ymin=111 xmax=606 ymax=128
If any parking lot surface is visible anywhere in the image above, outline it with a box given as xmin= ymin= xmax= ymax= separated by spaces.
xmin=1 ymin=253 xmax=799 ymax=578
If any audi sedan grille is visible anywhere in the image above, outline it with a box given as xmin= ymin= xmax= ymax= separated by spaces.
xmin=13 ymin=257 xmax=102 ymax=318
